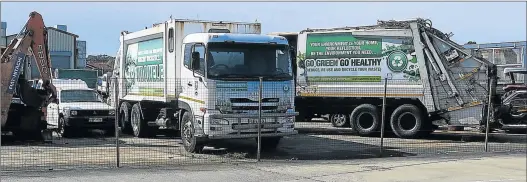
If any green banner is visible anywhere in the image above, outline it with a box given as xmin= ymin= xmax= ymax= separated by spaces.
xmin=306 ymin=33 xmax=382 ymax=59
xmin=137 ymin=38 xmax=164 ymax=66
xmin=308 ymin=76 xmax=382 ymax=82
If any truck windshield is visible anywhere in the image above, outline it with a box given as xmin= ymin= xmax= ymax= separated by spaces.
xmin=61 ymin=90 xmax=103 ymax=103
xmin=206 ymin=43 xmax=292 ymax=81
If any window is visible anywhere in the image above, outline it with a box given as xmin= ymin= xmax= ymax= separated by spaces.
xmin=60 ymin=90 xmax=103 ymax=103
xmin=193 ymin=44 xmax=206 ymax=75
xmin=209 ymin=51 xmax=244 ymax=67
xmin=183 ymin=43 xmax=192 ymax=68
xmin=206 ymin=43 xmax=292 ymax=80
xmin=168 ymin=28 xmax=174 ymax=53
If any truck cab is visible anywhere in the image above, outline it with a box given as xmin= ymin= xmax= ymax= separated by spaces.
xmin=181 ymin=33 xmax=298 ymax=142
xmin=46 ymin=79 xmax=116 ymax=137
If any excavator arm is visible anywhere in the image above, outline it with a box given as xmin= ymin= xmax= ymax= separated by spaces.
xmin=0 ymin=12 xmax=57 ymax=134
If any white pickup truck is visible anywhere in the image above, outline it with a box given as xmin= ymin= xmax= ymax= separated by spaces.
xmin=43 ymin=79 xmax=116 ymax=137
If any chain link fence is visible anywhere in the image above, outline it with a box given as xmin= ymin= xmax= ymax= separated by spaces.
xmin=1 ymin=77 xmax=525 ymax=172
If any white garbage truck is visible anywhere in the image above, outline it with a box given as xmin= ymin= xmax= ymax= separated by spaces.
xmin=270 ymin=19 xmax=514 ymax=138
xmin=110 ymin=18 xmax=298 ymax=153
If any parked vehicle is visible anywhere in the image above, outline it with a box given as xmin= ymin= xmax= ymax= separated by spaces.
xmin=54 ymin=68 xmax=99 ymax=89
xmin=270 ymin=18 xmax=512 ymax=138
xmin=493 ymin=67 xmax=527 ymax=133
xmin=97 ymin=72 xmax=112 ymax=100
xmin=109 ymin=18 xmax=298 ymax=153
xmin=1 ymin=12 xmax=57 ymax=141
xmin=45 ymin=79 xmax=115 ymax=137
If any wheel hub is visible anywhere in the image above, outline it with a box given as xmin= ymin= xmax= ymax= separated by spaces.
xmin=332 ymin=114 xmax=346 ymax=125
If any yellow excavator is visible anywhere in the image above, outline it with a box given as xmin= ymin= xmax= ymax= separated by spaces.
xmin=1 ymin=11 xmax=57 ymax=141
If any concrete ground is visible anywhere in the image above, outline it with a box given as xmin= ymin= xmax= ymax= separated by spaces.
xmin=2 ymin=153 xmax=526 ymax=182
xmin=1 ymin=121 xmax=525 ymax=171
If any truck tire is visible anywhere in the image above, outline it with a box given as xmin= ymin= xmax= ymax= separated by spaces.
xmin=390 ymin=104 xmax=424 ymax=138
xmin=258 ymin=136 xmax=282 ymax=151
xmin=119 ymin=102 xmax=132 ymax=135
xmin=330 ymin=114 xmax=349 ymax=127
xmin=130 ymin=103 xmax=152 ymax=138
xmin=180 ymin=111 xmax=205 ymax=153
xmin=58 ymin=116 xmax=74 ymax=138
xmin=350 ymin=104 xmax=380 ymax=136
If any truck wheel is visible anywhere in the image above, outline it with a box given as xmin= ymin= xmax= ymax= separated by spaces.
xmin=350 ymin=104 xmax=380 ymax=136
xmin=130 ymin=103 xmax=152 ymax=138
xmin=181 ymin=111 xmax=205 ymax=153
xmin=390 ymin=104 xmax=424 ymax=138
xmin=119 ymin=102 xmax=132 ymax=135
xmin=330 ymin=114 xmax=349 ymax=127
xmin=258 ymin=136 xmax=282 ymax=152
xmin=58 ymin=116 xmax=74 ymax=138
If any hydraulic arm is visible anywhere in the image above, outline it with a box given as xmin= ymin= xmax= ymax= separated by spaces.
xmin=0 ymin=12 xmax=57 ymax=135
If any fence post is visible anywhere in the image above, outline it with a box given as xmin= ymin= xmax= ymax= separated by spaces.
xmin=484 ymin=76 xmax=493 ymax=152
xmin=113 ymin=76 xmax=120 ymax=167
xmin=380 ymin=74 xmax=390 ymax=157
xmin=257 ymin=77 xmax=263 ymax=162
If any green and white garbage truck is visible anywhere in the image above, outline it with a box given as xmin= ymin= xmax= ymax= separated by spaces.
xmin=270 ymin=19 xmax=511 ymax=138
xmin=109 ymin=18 xmax=298 ymax=153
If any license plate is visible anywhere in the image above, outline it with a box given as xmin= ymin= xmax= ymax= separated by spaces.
xmin=248 ymin=118 xmax=265 ymax=124
xmin=89 ymin=118 xmax=103 ymax=122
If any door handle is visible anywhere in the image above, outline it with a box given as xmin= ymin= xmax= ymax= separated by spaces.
xmin=187 ymin=82 xmax=193 ymax=86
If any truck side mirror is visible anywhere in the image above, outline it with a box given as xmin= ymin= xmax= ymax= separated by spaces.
xmin=191 ymin=52 xmax=200 ymax=70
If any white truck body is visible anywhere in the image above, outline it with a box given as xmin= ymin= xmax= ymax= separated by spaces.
xmin=271 ymin=19 xmax=502 ymax=138
xmin=111 ymin=18 xmax=297 ymax=152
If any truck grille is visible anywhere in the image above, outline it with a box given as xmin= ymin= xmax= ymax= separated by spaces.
xmin=230 ymin=98 xmax=279 ymax=103
xmin=229 ymin=98 xmax=279 ymax=111
xmin=75 ymin=110 xmax=110 ymax=116
xmin=231 ymin=106 xmax=278 ymax=110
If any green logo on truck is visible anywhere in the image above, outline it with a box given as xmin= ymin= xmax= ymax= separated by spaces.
xmin=386 ymin=51 xmax=408 ymax=72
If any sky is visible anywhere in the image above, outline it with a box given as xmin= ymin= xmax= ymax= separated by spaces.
xmin=1 ymin=2 xmax=526 ymax=56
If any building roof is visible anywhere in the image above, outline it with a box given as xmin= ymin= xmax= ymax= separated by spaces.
xmin=5 ymin=26 xmax=79 ymax=39
xmin=86 ymin=61 xmax=113 ymax=71
xmin=46 ymin=26 xmax=79 ymax=38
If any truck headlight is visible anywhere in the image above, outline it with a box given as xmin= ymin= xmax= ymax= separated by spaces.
xmin=70 ymin=110 xmax=77 ymax=116
xmin=109 ymin=110 xmax=115 ymax=115
xmin=215 ymin=98 xmax=232 ymax=113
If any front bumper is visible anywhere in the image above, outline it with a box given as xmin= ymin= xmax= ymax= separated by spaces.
xmin=198 ymin=112 xmax=299 ymax=139
xmin=208 ymin=130 xmax=298 ymax=139
xmin=65 ymin=116 xmax=115 ymax=129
